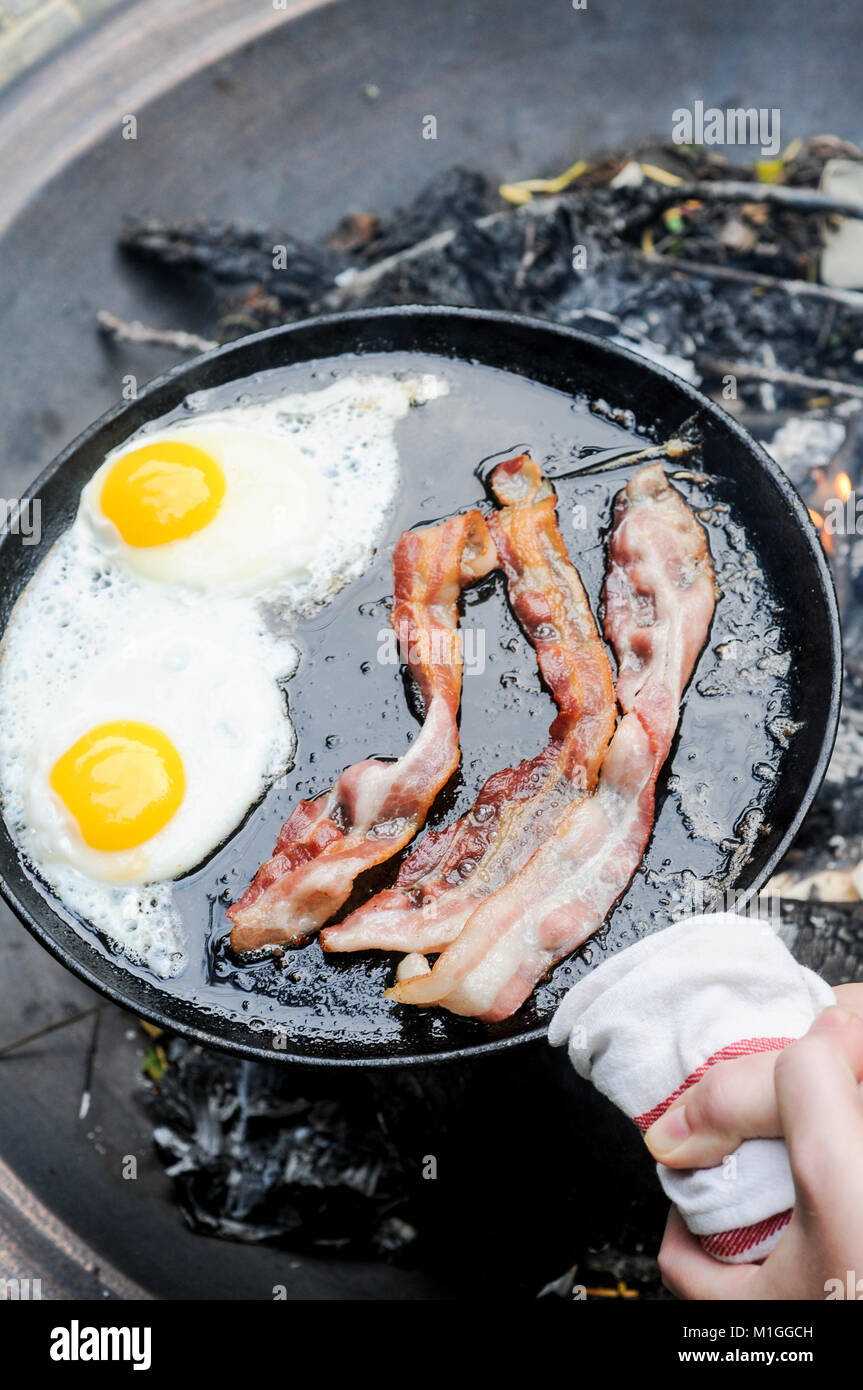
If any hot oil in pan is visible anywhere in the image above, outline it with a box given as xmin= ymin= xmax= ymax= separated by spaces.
xmin=35 ymin=352 xmax=797 ymax=1055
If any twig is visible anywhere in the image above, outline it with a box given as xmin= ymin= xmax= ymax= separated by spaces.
xmin=97 ymin=309 xmax=218 ymax=354
xmin=325 ymin=225 xmax=464 ymax=306
xmin=636 ymin=252 xmax=863 ymax=313
xmin=565 ymin=439 xmax=697 ymax=477
xmin=698 ymin=358 xmax=863 ymax=402
xmin=0 ymin=1004 xmax=102 ymax=1058
xmin=79 ymin=1006 xmax=103 ymax=1122
xmin=674 ymin=179 xmax=863 ymax=220
xmin=618 ymin=179 xmax=863 ymax=234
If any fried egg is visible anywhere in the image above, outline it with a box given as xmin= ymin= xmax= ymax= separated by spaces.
xmin=22 ymin=626 xmax=296 ymax=884
xmin=81 ymin=373 xmax=447 ymax=600
xmin=0 ymin=372 xmax=448 ymax=976
xmin=0 ymin=556 xmax=298 ymax=974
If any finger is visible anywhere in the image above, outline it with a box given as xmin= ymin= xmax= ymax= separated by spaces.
xmin=774 ymin=1010 xmax=863 ymax=1215
xmin=644 ymin=1005 xmax=863 ymax=1169
xmin=833 ymin=982 xmax=863 ymax=1020
xmin=657 ymin=1206 xmax=760 ymax=1300
xmin=644 ymin=1050 xmax=782 ymax=1167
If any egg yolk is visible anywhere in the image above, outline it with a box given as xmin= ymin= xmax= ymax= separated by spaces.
xmin=100 ymin=440 xmax=226 ymax=547
xmin=50 ymin=721 xmax=185 ymax=852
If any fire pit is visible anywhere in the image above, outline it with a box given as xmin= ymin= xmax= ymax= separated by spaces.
xmin=1 ymin=0 xmax=862 ymax=1305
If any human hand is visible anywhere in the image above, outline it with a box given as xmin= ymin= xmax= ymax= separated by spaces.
xmin=645 ymin=985 xmax=863 ymax=1299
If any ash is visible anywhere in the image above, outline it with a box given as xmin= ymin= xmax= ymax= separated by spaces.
xmin=149 ymin=1041 xmax=418 ymax=1257
xmin=124 ymin=136 xmax=863 ymax=1295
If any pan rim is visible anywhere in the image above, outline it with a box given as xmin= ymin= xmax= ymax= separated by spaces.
xmin=0 ymin=305 xmax=843 ymax=1066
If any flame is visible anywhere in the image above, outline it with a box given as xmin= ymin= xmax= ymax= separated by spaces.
xmin=808 ymin=465 xmax=853 ymax=559
xmin=809 ymin=507 xmax=833 ymax=555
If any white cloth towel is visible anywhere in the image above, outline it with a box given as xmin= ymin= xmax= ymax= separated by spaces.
xmin=548 ymin=914 xmax=835 ymax=1263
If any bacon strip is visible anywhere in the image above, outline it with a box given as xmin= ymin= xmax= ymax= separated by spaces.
xmin=228 ymin=510 xmax=496 ymax=952
xmin=387 ymin=463 xmax=715 ymax=1020
xmin=603 ymin=461 xmax=716 ymax=746
xmin=320 ymin=455 xmax=616 ymax=955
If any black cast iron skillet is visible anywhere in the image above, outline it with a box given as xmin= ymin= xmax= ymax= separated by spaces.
xmin=0 ymin=307 xmax=842 ymax=1065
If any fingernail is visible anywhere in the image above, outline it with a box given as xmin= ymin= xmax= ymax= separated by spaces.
xmin=811 ymin=1006 xmax=854 ymax=1033
xmin=644 ymin=1103 xmax=691 ymax=1158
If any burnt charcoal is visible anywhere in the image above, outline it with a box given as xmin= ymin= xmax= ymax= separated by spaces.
xmin=148 ymin=1044 xmax=417 ymax=1257
xmin=120 ymin=218 xmax=348 ymax=307
xmin=146 ymin=1036 xmax=671 ymax=1296
xmin=338 ymin=222 xmax=863 ymax=404
xmin=444 ymin=204 xmax=585 ymax=314
xmin=781 ymin=900 xmax=863 ymax=986
xmin=318 ymin=183 xmax=863 ymax=404
xmin=326 ymin=196 xmax=615 ymax=316
xmin=354 ymin=165 xmax=495 ymax=262
xmin=114 ymin=153 xmax=863 ymax=413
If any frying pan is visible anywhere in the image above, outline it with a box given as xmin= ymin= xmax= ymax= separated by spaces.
xmin=0 ymin=306 xmax=841 ymax=1066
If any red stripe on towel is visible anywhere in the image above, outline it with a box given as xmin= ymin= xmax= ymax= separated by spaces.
xmin=633 ymin=1037 xmax=795 ymax=1131
xmin=700 ymin=1208 xmax=793 ymax=1260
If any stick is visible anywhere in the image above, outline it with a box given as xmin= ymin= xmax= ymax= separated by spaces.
xmin=566 ymin=439 xmax=697 ymax=476
xmin=0 ymin=1004 xmax=102 ymax=1058
xmin=636 ymin=252 xmax=863 ymax=313
xmin=618 ymin=179 xmax=863 ymax=234
xmin=698 ymin=358 xmax=863 ymax=401
xmin=674 ymin=179 xmax=863 ymax=220
xmin=323 ymin=195 xmax=577 ymax=308
xmin=97 ymin=309 xmax=218 ymax=354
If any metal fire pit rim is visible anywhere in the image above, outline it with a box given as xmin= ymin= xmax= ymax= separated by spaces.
xmin=0 ymin=305 xmax=843 ymax=1068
